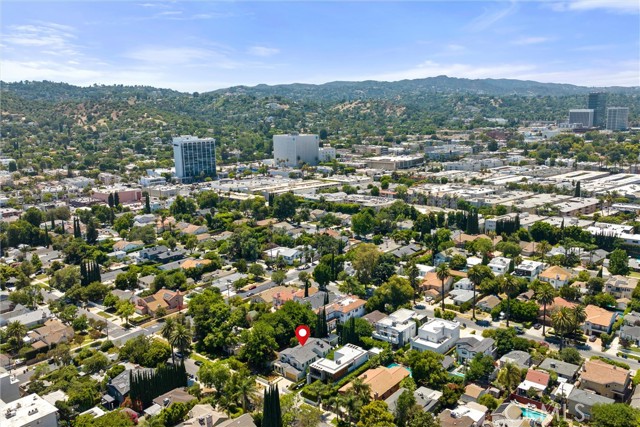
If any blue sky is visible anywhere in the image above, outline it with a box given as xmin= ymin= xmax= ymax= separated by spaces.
xmin=2 ymin=1 xmax=639 ymax=92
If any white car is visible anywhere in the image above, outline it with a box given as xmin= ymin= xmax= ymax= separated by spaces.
xmin=425 ymin=296 xmax=433 ymax=302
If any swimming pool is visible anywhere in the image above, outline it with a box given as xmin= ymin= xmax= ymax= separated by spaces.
xmin=521 ymin=407 xmax=547 ymax=422
xmin=387 ymin=363 xmax=412 ymax=377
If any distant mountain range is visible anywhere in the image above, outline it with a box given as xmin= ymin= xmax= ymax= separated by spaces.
xmin=2 ymin=75 xmax=639 ymax=104
xmin=212 ymin=75 xmax=639 ymax=102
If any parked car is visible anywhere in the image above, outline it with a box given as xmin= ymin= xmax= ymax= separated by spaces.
xmin=514 ymin=326 xmax=525 ymax=335
xmin=476 ymin=319 xmax=491 ymax=327
xmin=533 ymin=323 xmax=542 ymax=330
xmin=589 ymin=335 xmax=597 ymax=342
xmin=414 ymin=304 xmax=426 ymax=309
xmin=194 ymin=360 xmax=203 ymax=366
xmin=425 ymin=296 xmax=433 ymax=302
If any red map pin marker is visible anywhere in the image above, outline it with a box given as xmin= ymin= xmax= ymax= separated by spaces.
xmin=295 ymin=325 xmax=310 ymax=346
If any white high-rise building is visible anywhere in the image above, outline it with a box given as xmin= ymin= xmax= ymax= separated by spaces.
xmin=172 ymin=136 xmax=216 ymax=182
xmin=606 ymin=107 xmax=630 ymax=131
xmin=273 ymin=133 xmax=319 ymax=167
xmin=568 ymin=109 xmax=594 ymax=128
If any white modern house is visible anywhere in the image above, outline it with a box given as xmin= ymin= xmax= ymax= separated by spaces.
xmin=372 ymin=309 xmax=425 ymax=347
xmin=454 ymin=278 xmax=474 ymax=291
xmin=410 ymin=319 xmax=460 ymax=354
xmin=488 ymin=257 xmax=511 ymax=276
xmin=307 ymin=344 xmax=370 ymax=383
xmin=263 ymin=247 xmax=303 ymax=264
xmin=513 ymin=260 xmax=544 ymax=281
xmin=0 ymin=394 xmax=59 ymax=427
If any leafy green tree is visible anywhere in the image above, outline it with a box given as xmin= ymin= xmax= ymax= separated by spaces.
xmin=465 ymin=353 xmax=496 ymax=383
xmin=478 ymin=394 xmax=500 ymax=411
xmin=609 ymin=249 xmax=630 ymax=276
xmin=366 ymin=275 xmax=414 ymax=313
xmin=357 ymin=400 xmax=395 ymax=427
xmin=116 ymin=300 xmax=135 ymax=326
xmin=590 ymin=403 xmax=640 ymax=427
xmin=240 ymin=322 xmax=278 ymax=370
xmin=82 ymin=352 xmax=109 ymax=374
xmin=198 ymin=361 xmax=230 ymax=398
xmin=351 ymin=210 xmax=375 ymax=237
xmin=72 ymin=315 xmax=89 ymax=332
xmin=407 ymin=412 xmax=440 ymax=427
xmin=313 ymin=263 xmax=332 ymax=290
xmin=558 ymin=348 xmax=582 ymax=365
xmin=273 ymin=192 xmax=298 ymax=221
xmin=449 ymin=254 xmax=467 ymax=271
xmin=351 ymin=243 xmax=381 ymax=285
xmin=403 ymin=350 xmax=448 ymax=388
xmin=271 ymin=270 xmax=286 ymax=285
xmin=395 ymin=389 xmax=416 ymax=427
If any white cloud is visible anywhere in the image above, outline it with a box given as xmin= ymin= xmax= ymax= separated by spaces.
xmin=446 ymin=44 xmax=466 ymax=52
xmin=512 ymin=36 xmax=551 ymax=45
xmin=468 ymin=1 xmax=518 ymax=31
xmin=551 ymin=0 xmax=639 ymax=13
xmin=3 ymin=22 xmax=80 ymax=56
xmin=123 ymin=46 xmax=240 ymax=69
xmin=247 ymin=46 xmax=280 ymax=57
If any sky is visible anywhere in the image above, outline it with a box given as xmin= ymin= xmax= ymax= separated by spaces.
xmin=1 ymin=0 xmax=639 ymax=92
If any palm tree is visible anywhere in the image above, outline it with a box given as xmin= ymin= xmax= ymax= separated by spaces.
xmin=407 ymin=261 xmax=420 ymax=304
xmin=467 ymin=265 xmax=493 ymax=320
xmin=170 ymin=322 xmax=192 ymax=359
xmin=537 ymin=240 xmax=551 ymax=263
xmin=231 ymin=371 xmax=258 ymax=411
xmin=497 ymin=362 xmax=522 ymax=394
xmin=436 ymin=262 xmax=450 ymax=312
xmin=535 ymin=283 xmax=556 ymax=336
xmin=502 ymin=274 xmax=520 ymax=328
xmin=572 ymin=305 xmax=587 ymax=335
xmin=349 ymin=377 xmax=372 ymax=405
xmin=6 ymin=321 xmax=27 ymax=352
xmin=552 ymin=307 xmax=574 ymax=350
xmin=161 ymin=317 xmax=176 ymax=363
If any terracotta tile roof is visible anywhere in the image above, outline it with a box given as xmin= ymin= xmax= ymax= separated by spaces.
xmin=525 ymin=370 xmax=550 ymax=387
xmin=581 ymin=359 xmax=630 ymax=386
xmin=327 ymin=296 xmax=366 ymax=314
xmin=584 ymin=305 xmax=616 ymax=328
xmin=255 ymin=286 xmax=290 ymax=304
xmin=180 ymin=259 xmax=211 ymax=269
xmin=339 ymin=366 xmax=409 ymax=399
xmin=548 ymin=297 xmax=577 ymax=312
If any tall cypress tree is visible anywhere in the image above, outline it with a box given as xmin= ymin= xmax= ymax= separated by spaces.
xmin=80 ymin=261 xmax=88 ymax=286
xmin=94 ymin=261 xmax=101 ymax=283
xmin=144 ymin=192 xmax=151 ymax=214
xmin=73 ymin=218 xmax=81 ymax=238
xmin=114 ymin=192 xmax=120 ymax=207
xmin=263 ymin=385 xmax=282 ymax=427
